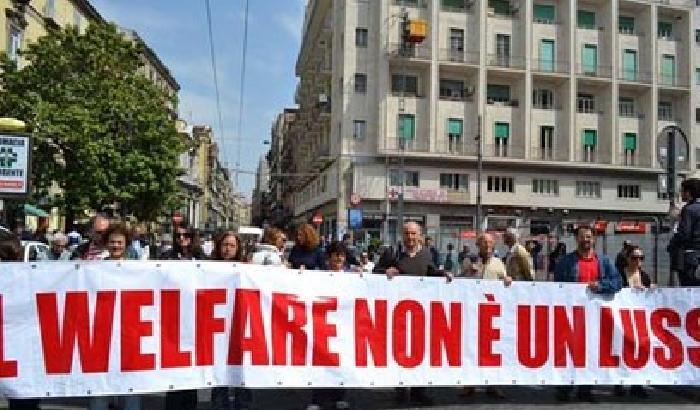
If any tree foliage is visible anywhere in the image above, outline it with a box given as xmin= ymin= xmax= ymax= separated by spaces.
xmin=0 ymin=23 xmax=185 ymax=221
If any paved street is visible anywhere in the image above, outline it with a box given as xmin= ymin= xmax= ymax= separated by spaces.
xmin=2 ymin=386 xmax=697 ymax=409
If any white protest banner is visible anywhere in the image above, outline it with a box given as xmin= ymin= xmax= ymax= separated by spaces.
xmin=0 ymin=261 xmax=697 ymax=398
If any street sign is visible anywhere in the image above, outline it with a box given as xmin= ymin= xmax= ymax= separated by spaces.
xmin=312 ymin=213 xmax=323 ymax=225
xmin=0 ymin=134 xmax=30 ymax=196
xmin=350 ymin=193 xmax=361 ymax=206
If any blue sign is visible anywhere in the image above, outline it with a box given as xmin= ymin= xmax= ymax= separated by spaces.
xmin=348 ymin=208 xmax=363 ymax=229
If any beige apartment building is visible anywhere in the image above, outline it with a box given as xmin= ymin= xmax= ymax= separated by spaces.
xmin=286 ymin=0 xmax=699 ymax=244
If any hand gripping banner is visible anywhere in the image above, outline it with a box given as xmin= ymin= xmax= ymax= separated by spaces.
xmin=0 ymin=261 xmax=697 ymax=398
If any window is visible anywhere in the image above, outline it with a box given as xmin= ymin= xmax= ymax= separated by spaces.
xmin=7 ymin=24 xmax=22 ymax=63
xmin=398 ymin=114 xmax=415 ymax=141
xmin=389 ymin=170 xmax=419 ymax=187
xmin=391 ymin=74 xmax=418 ymax=95
xmin=583 ymin=129 xmax=597 ymax=147
xmin=696 ymin=68 xmax=700 ymax=85
xmin=533 ymin=4 xmax=555 ymax=24
xmin=487 ymin=84 xmax=510 ymax=103
xmin=539 ymin=126 xmax=554 ymax=158
xmin=577 ymin=10 xmax=596 ymax=29
xmin=533 ymin=89 xmax=554 ymax=109
xmin=619 ymin=97 xmax=635 ymax=117
xmin=661 ymin=55 xmax=676 ymax=85
xmin=617 ymin=184 xmax=640 ymax=199
xmin=447 ymin=118 xmax=463 ymax=153
xmin=582 ymin=44 xmax=598 ymax=74
xmin=449 ymin=28 xmax=464 ymax=54
xmin=354 ymin=73 xmax=367 ymax=93
xmin=440 ymin=79 xmax=465 ymax=100
xmin=619 ymin=16 xmax=634 ymax=34
xmin=624 ymin=133 xmax=637 ymax=151
xmin=658 ymin=21 xmax=672 ymax=39
xmin=539 ymin=39 xmax=555 ymax=71
xmin=622 ymin=49 xmax=637 ymax=81
xmin=577 ymin=93 xmax=595 ymax=113
xmin=576 ymin=181 xmax=601 ymax=198
xmin=356 ymin=28 xmax=368 ymax=48
xmin=443 ymin=0 xmax=468 ymax=11
xmin=696 ymin=29 xmax=700 ymax=44
xmin=440 ymin=173 xmax=469 ymax=192
xmin=696 ymin=108 xmax=700 ymax=124
xmin=495 ymin=34 xmax=511 ymax=65
xmin=494 ymin=122 xmax=510 ymax=140
xmin=489 ymin=0 xmax=511 ymax=16
xmin=487 ymin=176 xmax=515 ymax=193
xmin=532 ymin=179 xmax=559 ymax=195
xmin=658 ymin=101 xmax=673 ymax=121
xmin=353 ymin=120 xmax=366 ymax=139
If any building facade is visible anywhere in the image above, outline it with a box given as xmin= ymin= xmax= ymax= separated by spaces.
xmin=289 ymin=0 xmax=698 ymax=246
xmin=267 ymin=108 xmax=298 ymax=228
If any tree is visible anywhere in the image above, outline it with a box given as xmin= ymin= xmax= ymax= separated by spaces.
xmin=0 ymin=23 xmax=185 ymax=223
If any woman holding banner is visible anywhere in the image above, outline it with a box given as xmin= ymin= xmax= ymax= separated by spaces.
xmin=90 ymin=223 xmax=142 ymax=410
xmin=210 ymin=231 xmax=252 ymax=410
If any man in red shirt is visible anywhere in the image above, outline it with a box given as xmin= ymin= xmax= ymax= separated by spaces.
xmin=553 ymin=225 xmax=622 ymax=402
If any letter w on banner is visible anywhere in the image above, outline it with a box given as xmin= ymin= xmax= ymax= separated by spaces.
xmin=0 ymin=262 xmax=697 ymax=398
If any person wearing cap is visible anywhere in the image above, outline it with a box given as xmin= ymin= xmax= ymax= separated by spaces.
xmin=503 ymin=228 xmax=533 ymax=281
xmin=615 ymin=240 xmax=633 ymax=277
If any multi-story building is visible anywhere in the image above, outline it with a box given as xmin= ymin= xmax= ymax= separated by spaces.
xmin=290 ymin=0 xmax=698 ymax=245
xmin=251 ymin=156 xmax=271 ymax=226
xmin=175 ymin=119 xmax=205 ymax=227
xmin=267 ymin=108 xmax=298 ymax=228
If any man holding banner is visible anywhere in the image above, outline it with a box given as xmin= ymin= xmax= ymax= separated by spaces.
xmin=554 ymin=225 xmax=622 ymax=402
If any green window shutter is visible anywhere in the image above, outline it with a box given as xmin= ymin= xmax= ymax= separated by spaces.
xmin=490 ymin=0 xmax=511 ymax=15
xmin=619 ymin=16 xmax=634 ymax=33
xmin=661 ymin=55 xmax=675 ymax=84
xmin=533 ymin=4 xmax=555 ymax=22
xmin=582 ymin=44 xmax=597 ymax=73
xmin=399 ymin=114 xmax=415 ymax=140
xmin=539 ymin=40 xmax=555 ymax=71
xmin=495 ymin=122 xmax=510 ymax=140
xmin=623 ymin=49 xmax=637 ymax=80
xmin=448 ymin=118 xmax=463 ymax=135
xmin=624 ymin=133 xmax=637 ymax=150
xmin=577 ymin=10 xmax=595 ymax=28
xmin=583 ymin=129 xmax=597 ymax=147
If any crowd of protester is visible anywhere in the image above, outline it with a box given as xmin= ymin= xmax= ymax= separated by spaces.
xmin=2 ymin=179 xmax=700 ymax=409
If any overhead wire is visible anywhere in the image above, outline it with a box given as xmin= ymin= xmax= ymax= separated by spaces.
xmin=235 ymin=0 xmax=251 ymax=190
xmin=204 ymin=0 xmax=227 ymax=167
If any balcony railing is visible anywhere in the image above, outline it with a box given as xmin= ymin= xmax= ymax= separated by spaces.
xmin=575 ymin=148 xmax=613 ymax=164
xmin=576 ymin=64 xmax=613 ymax=78
xmin=434 ymin=139 xmax=478 ymax=156
xmin=618 ymin=70 xmax=652 ymax=84
xmin=531 ymin=59 xmax=570 ymax=74
xmin=388 ymin=43 xmax=431 ymax=60
xmin=617 ymin=150 xmax=652 ymax=168
xmin=619 ymin=110 xmax=645 ymax=119
xmin=441 ymin=0 xmax=476 ymax=13
xmin=483 ymin=143 xmax=526 ymax=159
xmin=383 ymin=137 xmax=430 ymax=153
xmin=439 ymin=48 xmax=480 ymax=65
xmin=658 ymin=76 xmax=690 ymax=88
xmin=530 ymin=147 xmax=569 ymax=162
xmin=393 ymin=0 xmax=428 ymax=8
xmin=487 ymin=54 xmax=526 ymax=69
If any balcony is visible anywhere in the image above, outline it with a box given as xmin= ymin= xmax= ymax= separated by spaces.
xmin=483 ymin=143 xmax=526 ymax=159
xmin=658 ymin=76 xmax=690 ymax=88
xmin=441 ymin=0 xmax=476 ymax=13
xmin=383 ymin=137 xmax=430 ymax=153
xmin=434 ymin=139 xmax=478 ymax=156
xmin=618 ymin=70 xmax=652 ymax=84
xmin=487 ymin=54 xmax=526 ymax=70
xmin=392 ymin=0 xmax=428 ymax=7
xmin=575 ymin=148 xmax=613 ymax=164
xmin=577 ymin=64 xmax=613 ymax=78
xmin=388 ymin=43 xmax=431 ymax=60
xmin=617 ymin=150 xmax=652 ymax=168
xmin=531 ymin=59 xmax=570 ymax=74
xmin=438 ymin=48 xmax=480 ymax=65
xmin=530 ymin=146 xmax=569 ymax=162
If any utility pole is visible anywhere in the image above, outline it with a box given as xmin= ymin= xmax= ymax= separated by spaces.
xmin=476 ymin=115 xmax=483 ymax=232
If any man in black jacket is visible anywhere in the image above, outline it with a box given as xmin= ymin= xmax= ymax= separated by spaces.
xmin=669 ymin=178 xmax=700 ymax=286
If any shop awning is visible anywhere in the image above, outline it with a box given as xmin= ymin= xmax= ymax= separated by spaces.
xmin=23 ymin=204 xmax=49 ymax=218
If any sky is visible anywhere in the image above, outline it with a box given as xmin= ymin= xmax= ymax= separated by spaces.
xmin=90 ymin=0 xmax=306 ymax=200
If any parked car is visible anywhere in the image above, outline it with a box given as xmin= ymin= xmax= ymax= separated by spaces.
xmin=21 ymin=241 xmax=50 ymax=262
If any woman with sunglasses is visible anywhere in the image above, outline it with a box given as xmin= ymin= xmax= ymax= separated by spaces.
xmin=614 ymin=245 xmax=654 ymax=399
xmin=209 ymin=231 xmax=252 ymax=410
xmin=160 ymin=221 xmax=204 ymax=410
